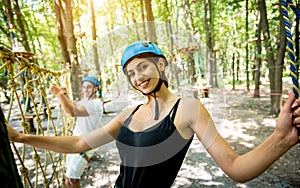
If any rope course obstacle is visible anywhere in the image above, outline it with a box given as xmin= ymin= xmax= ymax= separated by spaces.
xmin=0 ymin=45 xmax=73 ymax=187
xmin=281 ymin=0 xmax=300 ymax=141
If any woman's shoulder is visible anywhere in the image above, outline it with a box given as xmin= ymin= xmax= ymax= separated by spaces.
xmin=180 ymin=96 xmax=202 ymax=106
xmin=178 ymin=97 xmax=207 ymax=116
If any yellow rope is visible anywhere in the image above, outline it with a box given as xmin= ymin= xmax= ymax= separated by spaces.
xmin=0 ymin=45 xmax=72 ymax=187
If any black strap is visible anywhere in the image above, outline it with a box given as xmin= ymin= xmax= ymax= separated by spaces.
xmin=154 ymin=97 xmax=159 ymax=120
xmin=79 ymin=152 xmax=90 ymax=162
xmin=124 ymin=104 xmax=142 ymax=127
xmin=130 ymin=104 xmax=142 ymax=115
xmin=169 ymin=99 xmax=181 ymax=121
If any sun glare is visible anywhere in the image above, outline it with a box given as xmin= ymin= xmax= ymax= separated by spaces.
xmin=92 ymin=0 xmax=106 ymax=9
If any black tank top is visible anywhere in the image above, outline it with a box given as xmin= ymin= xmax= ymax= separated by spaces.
xmin=115 ymin=99 xmax=194 ymax=188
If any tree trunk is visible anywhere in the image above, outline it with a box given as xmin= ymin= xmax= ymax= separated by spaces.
xmin=64 ymin=0 xmax=81 ymax=99
xmin=53 ymin=0 xmax=81 ymax=99
xmin=259 ymin=0 xmax=282 ymax=115
xmin=182 ymin=0 xmax=197 ymax=97
xmin=272 ymin=1 xmax=286 ymax=113
xmin=164 ymin=2 xmax=180 ymax=91
xmin=237 ymin=53 xmax=240 ymax=81
xmin=232 ymin=52 xmax=236 ymax=90
xmin=140 ymin=0 xmax=147 ymax=39
xmin=52 ymin=0 xmax=70 ymax=63
xmin=13 ymin=0 xmax=30 ymax=52
xmin=144 ymin=0 xmax=157 ymax=42
xmin=3 ymin=0 xmax=17 ymax=49
xmin=182 ymin=0 xmax=195 ymax=31
xmin=89 ymin=0 xmax=100 ymax=73
xmin=0 ymin=108 xmax=23 ymax=188
xmin=204 ymin=0 xmax=216 ymax=87
xmin=254 ymin=9 xmax=262 ymax=98
xmin=2 ymin=0 xmax=27 ymax=98
xmin=208 ymin=0 xmax=217 ymax=87
xmin=245 ymin=0 xmax=250 ymax=90
xmin=123 ymin=0 xmax=141 ymax=40
xmin=231 ymin=10 xmax=237 ymax=90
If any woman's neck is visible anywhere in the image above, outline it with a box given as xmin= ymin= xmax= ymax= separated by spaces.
xmin=146 ymin=85 xmax=176 ymax=104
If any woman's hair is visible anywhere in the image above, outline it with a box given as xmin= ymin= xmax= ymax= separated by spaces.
xmin=124 ymin=52 xmax=169 ymax=88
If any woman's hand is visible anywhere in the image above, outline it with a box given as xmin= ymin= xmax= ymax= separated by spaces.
xmin=275 ymin=91 xmax=300 ymax=146
xmin=6 ymin=123 xmax=21 ymax=142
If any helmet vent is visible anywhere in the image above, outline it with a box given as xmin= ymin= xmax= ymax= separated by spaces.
xmin=142 ymin=41 xmax=150 ymax=47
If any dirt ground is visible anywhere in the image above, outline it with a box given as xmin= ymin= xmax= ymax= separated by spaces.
xmin=78 ymin=89 xmax=300 ymax=188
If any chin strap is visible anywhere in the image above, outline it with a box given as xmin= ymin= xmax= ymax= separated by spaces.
xmin=135 ymin=78 xmax=163 ymax=120
xmin=154 ymin=93 xmax=159 ymax=120
xmin=145 ymin=78 xmax=163 ymax=120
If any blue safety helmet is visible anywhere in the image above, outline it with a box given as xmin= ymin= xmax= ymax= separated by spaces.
xmin=121 ymin=41 xmax=167 ymax=70
xmin=82 ymin=76 xmax=100 ymax=87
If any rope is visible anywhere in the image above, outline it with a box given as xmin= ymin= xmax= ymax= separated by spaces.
xmin=281 ymin=0 xmax=300 ymax=142
xmin=0 ymin=45 xmax=72 ymax=187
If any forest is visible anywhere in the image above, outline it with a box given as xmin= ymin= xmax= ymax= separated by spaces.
xmin=0 ymin=0 xmax=299 ymax=115
xmin=0 ymin=0 xmax=300 ymax=187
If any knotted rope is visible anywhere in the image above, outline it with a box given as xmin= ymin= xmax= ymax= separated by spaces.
xmin=281 ymin=0 xmax=300 ymax=141
xmin=0 ymin=45 xmax=72 ymax=187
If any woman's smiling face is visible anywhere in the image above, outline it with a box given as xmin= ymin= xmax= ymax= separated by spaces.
xmin=125 ymin=57 xmax=161 ymax=94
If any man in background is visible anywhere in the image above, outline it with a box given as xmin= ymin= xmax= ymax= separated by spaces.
xmin=50 ymin=76 xmax=103 ymax=188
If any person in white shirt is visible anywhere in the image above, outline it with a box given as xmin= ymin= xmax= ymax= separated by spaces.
xmin=50 ymin=76 xmax=103 ymax=188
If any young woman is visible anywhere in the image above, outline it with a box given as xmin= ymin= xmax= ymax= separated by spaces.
xmin=7 ymin=41 xmax=300 ymax=188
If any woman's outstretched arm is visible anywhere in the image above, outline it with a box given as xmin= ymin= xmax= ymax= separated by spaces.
xmin=7 ymin=124 xmax=90 ymax=153
xmin=191 ymin=92 xmax=299 ymax=182
xmin=6 ymin=114 xmax=124 ymax=153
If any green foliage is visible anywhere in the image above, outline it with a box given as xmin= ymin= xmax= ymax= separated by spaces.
xmin=282 ymin=71 xmax=291 ymax=78
xmin=0 ymin=0 xmax=62 ymax=69
xmin=0 ymin=0 xmax=293 ymax=92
